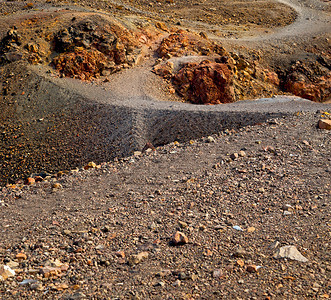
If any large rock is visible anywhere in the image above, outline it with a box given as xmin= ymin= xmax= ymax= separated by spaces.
xmin=172 ymin=60 xmax=235 ymax=104
xmin=318 ymin=119 xmax=331 ymax=130
xmin=284 ymin=61 xmax=331 ymax=102
xmin=273 ymin=245 xmax=308 ymax=262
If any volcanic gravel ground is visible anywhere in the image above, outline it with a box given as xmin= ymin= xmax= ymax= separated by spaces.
xmin=0 ymin=112 xmax=330 ymax=299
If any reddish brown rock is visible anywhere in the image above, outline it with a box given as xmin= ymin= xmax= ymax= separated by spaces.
xmin=157 ymin=30 xmax=227 ymax=58
xmin=284 ymin=62 xmax=331 ymax=102
xmin=170 ymin=231 xmax=189 ymax=246
xmin=173 ymin=60 xmax=235 ymax=104
xmin=246 ymin=264 xmax=258 ymax=273
xmin=318 ymin=119 xmax=331 ymax=130
xmin=25 ymin=177 xmax=35 ymax=185
xmin=16 ymin=253 xmax=27 ymax=260
xmin=153 ymin=62 xmax=174 ymax=78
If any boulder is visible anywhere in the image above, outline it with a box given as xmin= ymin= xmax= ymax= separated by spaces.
xmin=173 ymin=60 xmax=235 ymax=104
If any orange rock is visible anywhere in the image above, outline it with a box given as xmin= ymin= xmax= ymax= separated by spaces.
xmin=39 ymin=267 xmax=62 ymax=278
xmin=247 ymin=226 xmax=256 ymax=233
xmin=84 ymin=161 xmax=97 ymax=169
xmin=236 ymin=259 xmax=245 ymax=267
xmin=16 ymin=253 xmax=27 ymax=260
xmin=318 ymin=119 xmax=331 ymax=130
xmin=284 ymin=61 xmax=331 ymax=102
xmin=171 ymin=231 xmax=189 ymax=246
xmin=25 ymin=177 xmax=35 ymax=185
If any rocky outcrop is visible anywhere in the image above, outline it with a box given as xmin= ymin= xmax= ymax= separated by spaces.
xmin=51 ymin=19 xmax=142 ymax=79
xmin=284 ymin=61 xmax=331 ymax=102
xmin=172 ymin=60 xmax=235 ymax=104
xmin=157 ymin=30 xmax=227 ymax=59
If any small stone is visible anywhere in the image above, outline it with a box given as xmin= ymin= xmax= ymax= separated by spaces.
xmin=115 ymin=251 xmax=125 ymax=258
xmin=178 ymin=272 xmax=188 ymax=280
xmin=25 ymin=177 xmax=35 ymax=185
xmin=155 ymin=281 xmax=165 ymax=287
xmin=56 ymin=283 xmax=69 ymax=290
xmin=269 ymin=241 xmax=280 ymax=249
xmin=238 ymin=150 xmax=246 ymax=157
xmin=247 ymin=226 xmax=255 ymax=233
xmin=173 ymin=279 xmax=181 ymax=286
xmin=6 ymin=261 xmax=19 ymax=268
xmin=95 ymin=244 xmax=105 ymax=250
xmin=16 ymin=253 xmax=27 ymax=261
xmin=142 ymin=142 xmax=155 ymax=153
xmin=30 ymin=283 xmax=44 ymax=291
xmin=318 ymin=119 xmax=331 ymax=130
xmin=178 ymin=221 xmax=188 ymax=229
xmin=0 ymin=265 xmax=15 ymax=281
xmin=52 ymin=183 xmax=62 ymax=189
xmin=170 ymin=231 xmax=188 ymax=246
xmin=63 ymin=229 xmax=71 ymax=235
xmin=258 ymin=187 xmax=265 ymax=193
xmin=212 ymin=269 xmax=224 ymax=279
xmin=206 ymin=136 xmax=215 ymax=143
xmin=128 ymin=252 xmax=149 ymax=266
xmin=230 ymin=153 xmax=239 ymax=160
xmin=302 ymin=140 xmax=310 ymax=146
xmin=283 ymin=211 xmax=292 ymax=216
xmin=273 ymin=245 xmax=308 ymax=262
xmin=246 ymin=264 xmax=258 ymax=273
xmin=233 ymin=247 xmax=249 ymax=258
xmin=84 ymin=162 xmax=97 ymax=169
xmin=236 ymin=259 xmax=245 ymax=267
xmin=232 ymin=225 xmax=243 ymax=231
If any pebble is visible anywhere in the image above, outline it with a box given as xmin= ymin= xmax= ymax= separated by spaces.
xmin=170 ymin=231 xmax=188 ymax=246
xmin=233 ymin=247 xmax=250 ymax=258
xmin=230 ymin=153 xmax=239 ymax=160
xmin=273 ymin=245 xmax=308 ymax=262
xmin=0 ymin=265 xmax=15 ymax=281
xmin=212 ymin=269 xmax=223 ymax=279
xmin=84 ymin=161 xmax=97 ymax=169
xmin=233 ymin=225 xmax=243 ymax=231
xmin=236 ymin=259 xmax=245 ymax=267
xmin=206 ymin=136 xmax=215 ymax=143
xmin=30 ymin=282 xmax=44 ymax=291
xmin=178 ymin=221 xmax=188 ymax=228
xmin=269 ymin=241 xmax=280 ymax=249
xmin=25 ymin=177 xmax=35 ymax=185
xmin=247 ymin=226 xmax=255 ymax=233
xmin=246 ymin=264 xmax=258 ymax=273
xmin=16 ymin=253 xmax=27 ymax=260
xmin=128 ymin=252 xmax=149 ymax=266
xmin=52 ymin=183 xmax=62 ymax=189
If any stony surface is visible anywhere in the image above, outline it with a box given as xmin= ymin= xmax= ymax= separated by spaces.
xmin=0 ymin=0 xmax=330 ymax=298
xmin=0 ymin=112 xmax=330 ymax=299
